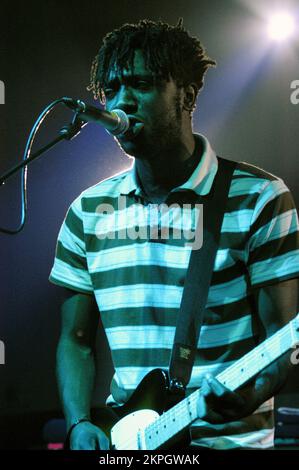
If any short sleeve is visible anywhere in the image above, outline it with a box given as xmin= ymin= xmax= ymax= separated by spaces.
xmin=49 ymin=196 xmax=93 ymax=293
xmin=247 ymin=178 xmax=299 ymax=288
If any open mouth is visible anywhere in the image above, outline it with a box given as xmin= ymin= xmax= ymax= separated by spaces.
xmin=128 ymin=116 xmax=141 ymax=126
xmin=119 ymin=118 xmax=144 ymax=140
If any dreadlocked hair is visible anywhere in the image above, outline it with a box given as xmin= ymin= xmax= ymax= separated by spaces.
xmin=87 ymin=18 xmax=216 ymax=104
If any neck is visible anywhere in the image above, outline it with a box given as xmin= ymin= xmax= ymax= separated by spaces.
xmin=135 ymin=133 xmax=198 ymax=199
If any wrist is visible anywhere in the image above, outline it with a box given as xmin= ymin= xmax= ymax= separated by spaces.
xmin=66 ymin=417 xmax=91 ymax=445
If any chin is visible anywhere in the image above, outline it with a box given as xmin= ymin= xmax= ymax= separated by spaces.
xmin=115 ymin=135 xmax=144 ymax=157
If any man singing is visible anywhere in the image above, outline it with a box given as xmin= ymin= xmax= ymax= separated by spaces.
xmin=49 ymin=19 xmax=299 ymax=449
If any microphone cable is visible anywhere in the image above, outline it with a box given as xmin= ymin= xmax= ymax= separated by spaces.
xmin=0 ymin=98 xmax=72 ymax=234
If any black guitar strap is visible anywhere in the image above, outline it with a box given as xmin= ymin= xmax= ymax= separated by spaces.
xmin=169 ymin=157 xmax=237 ymax=390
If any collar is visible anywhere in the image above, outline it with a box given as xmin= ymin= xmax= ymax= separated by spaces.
xmin=118 ymin=133 xmax=218 ymax=197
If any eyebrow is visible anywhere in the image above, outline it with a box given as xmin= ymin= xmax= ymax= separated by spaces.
xmin=104 ymin=73 xmax=155 ymax=88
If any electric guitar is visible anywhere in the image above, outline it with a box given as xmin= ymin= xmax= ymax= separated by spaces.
xmin=91 ymin=314 xmax=299 ymax=450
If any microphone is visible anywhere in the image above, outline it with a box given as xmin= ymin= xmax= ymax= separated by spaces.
xmin=62 ymin=97 xmax=130 ymax=136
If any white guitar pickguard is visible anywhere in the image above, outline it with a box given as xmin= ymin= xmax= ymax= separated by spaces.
xmin=111 ymin=409 xmax=159 ymax=450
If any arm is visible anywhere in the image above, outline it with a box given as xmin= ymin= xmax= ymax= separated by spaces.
xmin=57 ymin=290 xmax=109 ymax=449
xmin=197 ymin=278 xmax=299 ymax=423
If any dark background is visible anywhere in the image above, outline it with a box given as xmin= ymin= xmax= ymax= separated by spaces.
xmin=0 ymin=0 xmax=298 ymax=448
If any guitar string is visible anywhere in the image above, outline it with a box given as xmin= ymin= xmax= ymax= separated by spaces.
xmin=217 ymin=323 xmax=292 ymax=386
xmin=117 ymin=321 xmax=293 ymax=449
xmin=148 ymin=317 xmax=298 ymax=447
xmin=142 ymin=322 xmax=294 ymax=448
xmin=116 ymin=319 xmax=297 ymax=449
xmin=146 ymin=327 xmax=293 ymax=447
xmin=119 ymin=323 xmax=292 ymax=449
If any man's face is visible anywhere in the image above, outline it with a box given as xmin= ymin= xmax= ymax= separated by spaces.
xmin=103 ymin=50 xmax=184 ymax=159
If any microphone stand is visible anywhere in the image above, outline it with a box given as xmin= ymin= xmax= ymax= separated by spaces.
xmin=0 ymin=114 xmax=86 ymax=186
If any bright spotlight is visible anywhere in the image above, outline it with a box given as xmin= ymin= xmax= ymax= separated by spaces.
xmin=267 ymin=12 xmax=296 ymax=41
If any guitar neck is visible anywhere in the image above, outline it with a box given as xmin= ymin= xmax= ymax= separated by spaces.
xmin=143 ymin=314 xmax=299 ymax=450
xmin=217 ymin=320 xmax=297 ymax=391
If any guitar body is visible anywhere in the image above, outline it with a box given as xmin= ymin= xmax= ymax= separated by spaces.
xmin=91 ymin=368 xmax=188 ymax=449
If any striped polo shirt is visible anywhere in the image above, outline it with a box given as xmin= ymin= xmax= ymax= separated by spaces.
xmin=49 ymin=134 xmax=299 ymax=449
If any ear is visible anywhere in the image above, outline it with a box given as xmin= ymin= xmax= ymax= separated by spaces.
xmin=183 ymin=83 xmax=198 ymax=112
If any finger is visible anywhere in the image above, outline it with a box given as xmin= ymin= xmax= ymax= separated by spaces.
xmin=197 ymin=389 xmax=226 ymax=424
xmin=205 ymin=375 xmax=245 ymax=409
xmin=205 ymin=374 xmax=230 ymax=396
xmin=77 ymin=438 xmax=97 ymax=450
xmin=200 ymin=375 xmax=214 ymax=399
xmin=97 ymin=434 xmax=110 ymax=450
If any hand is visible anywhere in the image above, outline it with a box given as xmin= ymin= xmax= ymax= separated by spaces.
xmin=197 ymin=374 xmax=258 ymax=424
xmin=70 ymin=421 xmax=110 ymax=450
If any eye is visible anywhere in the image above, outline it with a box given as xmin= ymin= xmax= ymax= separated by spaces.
xmin=104 ymin=88 xmax=116 ymax=99
xmin=135 ymin=80 xmax=151 ymax=90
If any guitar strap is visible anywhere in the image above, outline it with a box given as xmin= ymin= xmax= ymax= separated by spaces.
xmin=169 ymin=156 xmax=237 ymax=390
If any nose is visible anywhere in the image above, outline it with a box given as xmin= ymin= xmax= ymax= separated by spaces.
xmin=114 ymin=85 xmax=137 ymax=114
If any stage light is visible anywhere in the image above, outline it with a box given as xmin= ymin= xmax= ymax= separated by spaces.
xmin=267 ymin=12 xmax=296 ymax=41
